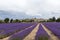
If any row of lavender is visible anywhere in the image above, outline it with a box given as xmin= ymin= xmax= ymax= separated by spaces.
xmin=35 ymin=24 xmax=50 ymax=40
xmin=43 ymin=22 xmax=60 ymax=39
xmin=7 ymin=23 xmax=50 ymax=40
xmin=0 ymin=22 xmax=59 ymax=40
xmin=0 ymin=23 xmax=35 ymax=39
xmin=8 ymin=23 xmax=37 ymax=40
xmin=8 ymin=22 xmax=60 ymax=40
xmin=2 ymin=23 xmax=51 ymax=40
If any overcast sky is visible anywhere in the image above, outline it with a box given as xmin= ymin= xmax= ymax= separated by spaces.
xmin=0 ymin=0 xmax=60 ymax=19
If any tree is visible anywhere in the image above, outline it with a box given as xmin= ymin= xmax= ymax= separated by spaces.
xmin=29 ymin=19 xmax=34 ymax=22
xmin=15 ymin=19 xmax=19 ymax=22
xmin=47 ymin=18 xmax=53 ymax=22
xmin=4 ymin=18 xmax=9 ymax=23
xmin=10 ymin=19 xmax=13 ymax=23
xmin=22 ymin=20 xmax=26 ymax=22
xmin=56 ymin=18 xmax=60 ymax=22
xmin=47 ymin=17 xmax=56 ymax=22
xmin=52 ymin=17 xmax=56 ymax=22
xmin=0 ymin=20 xmax=3 ymax=23
xmin=13 ymin=19 xmax=20 ymax=23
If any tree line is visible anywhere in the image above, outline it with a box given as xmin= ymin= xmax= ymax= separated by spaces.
xmin=0 ymin=18 xmax=34 ymax=23
xmin=47 ymin=17 xmax=60 ymax=22
xmin=0 ymin=17 xmax=60 ymax=23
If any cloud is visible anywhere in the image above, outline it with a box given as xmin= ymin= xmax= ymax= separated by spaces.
xmin=0 ymin=0 xmax=60 ymax=19
xmin=0 ymin=10 xmax=34 ymax=19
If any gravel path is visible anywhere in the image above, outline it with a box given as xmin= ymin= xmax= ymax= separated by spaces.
xmin=23 ymin=23 xmax=40 ymax=40
xmin=41 ymin=24 xmax=59 ymax=40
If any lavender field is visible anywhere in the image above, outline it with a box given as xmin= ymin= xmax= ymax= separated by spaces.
xmin=0 ymin=22 xmax=60 ymax=40
xmin=0 ymin=0 xmax=60 ymax=40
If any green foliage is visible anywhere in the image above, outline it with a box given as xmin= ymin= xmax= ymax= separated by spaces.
xmin=38 ymin=36 xmax=48 ymax=40
xmin=10 ymin=19 xmax=13 ymax=23
xmin=56 ymin=18 xmax=60 ymax=22
xmin=4 ymin=18 xmax=9 ymax=23
xmin=11 ymin=37 xmax=20 ymax=40
xmin=13 ymin=19 xmax=21 ymax=23
xmin=22 ymin=20 xmax=26 ymax=22
xmin=47 ymin=18 xmax=53 ymax=22
xmin=47 ymin=17 xmax=56 ymax=22
xmin=22 ymin=19 xmax=34 ymax=22
xmin=0 ymin=34 xmax=7 ymax=39
xmin=0 ymin=20 xmax=3 ymax=23
xmin=52 ymin=17 xmax=56 ymax=21
xmin=29 ymin=20 xmax=34 ymax=22
xmin=1 ymin=17 xmax=60 ymax=23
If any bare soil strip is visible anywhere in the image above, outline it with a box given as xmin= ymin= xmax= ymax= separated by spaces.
xmin=0 ymin=24 xmax=35 ymax=40
xmin=0 ymin=37 xmax=10 ymax=40
xmin=41 ymin=24 xmax=59 ymax=40
xmin=23 ymin=23 xmax=40 ymax=40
